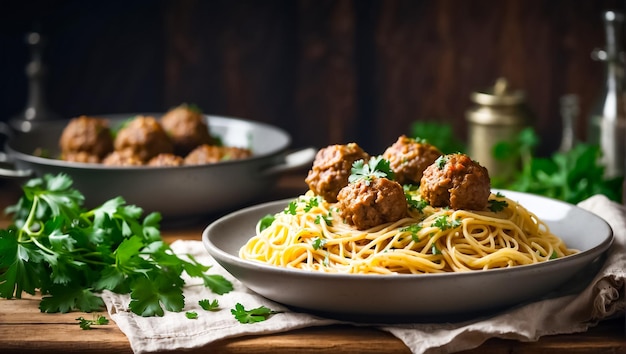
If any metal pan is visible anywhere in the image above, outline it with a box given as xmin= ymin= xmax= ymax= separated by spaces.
xmin=0 ymin=114 xmax=315 ymax=222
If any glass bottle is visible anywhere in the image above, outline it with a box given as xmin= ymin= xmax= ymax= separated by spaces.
xmin=589 ymin=10 xmax=626 ymax=179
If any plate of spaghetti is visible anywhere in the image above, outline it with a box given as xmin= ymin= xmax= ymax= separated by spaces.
xmin=202 ymin=138 xmax=613 ymax=321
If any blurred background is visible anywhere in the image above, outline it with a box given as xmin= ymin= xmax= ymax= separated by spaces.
xmin=1 ymin=0 xmax=625 ymax=193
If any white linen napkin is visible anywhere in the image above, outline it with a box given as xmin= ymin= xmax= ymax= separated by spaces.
xmin=102 ymin=194 xmax=625 ymax=354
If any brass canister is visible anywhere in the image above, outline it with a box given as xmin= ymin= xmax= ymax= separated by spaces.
xmin=466 ymin=78 xmax=532 ymax=182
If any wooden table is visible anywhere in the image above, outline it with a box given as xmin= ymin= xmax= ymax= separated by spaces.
xmin=0 ymin=175 xmax=624 ymax=354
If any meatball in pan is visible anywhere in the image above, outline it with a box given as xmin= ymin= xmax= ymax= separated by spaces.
xmin=161 ymin=104 xmax=213 ymax=156
xmin=59 ymin=115 xmax=114 ymax=162
xmin=114 ymin=115 xmax=174 ymax=163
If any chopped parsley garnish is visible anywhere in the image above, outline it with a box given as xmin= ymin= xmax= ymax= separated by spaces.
xmin=0 ymin=173 xmax=233 ymax=317
xmin=185 ymin=311 xmax=198 ymax=319
xmin=550 ymin=251 xmax=558 ymax=260
xmin=314 ymin=213 xmax=332 ymax=226
xmin=284 ymin=200 xmax=298 ymax=215
xmin=304 ymin=197 xmax=320 ymax=212
xmin=401 ymin=224 xmax=423 ymax=242
xmin=312 ymin=237 xmax=327 ymax=250
xmin=348 ymin=156 xmax=395 ymax=185
xmin=258 ymin=214 xmax=276 ymax=231
xmin=435 ymin=155 xmax=449 ymax=169
xmin=406 ymin=193 xmax=428 ymax=212
xmin=431 ymin=244 xmax=442 ymax=255
xmin=432 ymin=215 xmax=462 ymax=230
xmin=488 ymin=199 xmax=508 ymax=212
xmin=231 ymin=303 xmax=279 ymax=324
xmin=198 ymin=299 xmax=220 ymax=311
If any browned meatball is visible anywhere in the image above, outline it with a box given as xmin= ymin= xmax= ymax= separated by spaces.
xmin=61 ymin=151 xmax=101 ymax=164
xmin=305 ymin=143 xmax=370 ymax=203
xmin=148 ymin=153 xmax=184 ymax=167
xmin=382 ymin=135 xmax=442 ymax=185
xmin=161 ymin=104 xmax=212 ymax=156
xmin=59 ymin=116 xmax=114 ymax=159
xmin=184 ymin=144 xmax=252 ymax=165
xmin=419 ymin=153 xmax=491 ymax=210
xmin=102 ymin=150 xmax=144 ymax=166
xmin=114 ymin=115 xmax=174 ymax=163
xmin=337 ymin=177 xmax=408 ymax=230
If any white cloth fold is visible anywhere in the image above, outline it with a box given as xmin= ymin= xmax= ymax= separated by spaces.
xmin=102 ymin=194 xmax=626 ymax=354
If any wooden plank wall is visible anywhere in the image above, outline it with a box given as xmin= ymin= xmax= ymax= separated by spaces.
xmin=1 ymin=0 xmax=624 ymax=156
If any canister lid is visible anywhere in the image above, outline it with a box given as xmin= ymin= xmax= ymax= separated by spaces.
xmin=470 ymin=78 xmax=525 ymax=106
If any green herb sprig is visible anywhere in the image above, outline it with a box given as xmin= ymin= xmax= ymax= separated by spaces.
xmin=0 ymin=173 xmax=233 ymax=317
xmin=349 ymin=156 xmax=395 ymax=185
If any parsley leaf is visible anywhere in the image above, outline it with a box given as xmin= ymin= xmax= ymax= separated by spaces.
xmin=231 ymin=303 xmax=279 ymax=324
xmin=199 ymin=299 xmax=220 ymax=311
xmin=185 ymin=311 xmax=198 ymax=319
xmin=284 ymin=201 xmax=297 ymax=215
xmin=488 ymin=199 xmax=508 ymax=212
xmin=432 ymin=215 xmax=461 ymax=230
xmin=258 ymin=214 xmax=275 ymax=231
xmin=401 ymin=224 xmax=423 ymax=242
xmin=348 ymin=156 xmax=395 ymax=185
xmin=312 ymin=237 xmax=327 ymax=250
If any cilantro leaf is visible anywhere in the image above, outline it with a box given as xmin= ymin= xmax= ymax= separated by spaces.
xmin=186 ymin=311 xmax=198 ymax=319
xmin=231 ymin=303 xmax=279 ymax=324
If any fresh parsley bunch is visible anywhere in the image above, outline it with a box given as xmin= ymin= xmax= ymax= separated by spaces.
xmin=0 ymin=173 xmax=233 ymax=316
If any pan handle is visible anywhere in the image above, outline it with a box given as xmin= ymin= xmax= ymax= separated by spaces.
xmin=261 ymin=147 xmax=316 ymax=176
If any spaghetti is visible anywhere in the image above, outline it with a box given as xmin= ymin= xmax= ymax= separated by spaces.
xmin=239 ymin=189 xmax=578 ymax=274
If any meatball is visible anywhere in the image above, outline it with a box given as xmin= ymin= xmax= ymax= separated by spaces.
xmin=114 ymin=115 xmax=174 ymax=163
xmin=419 ymin=153 xmax=491 ymax=210
xmin=184 ymin=144 xmax=252 ymax=165
xmin=305 ymin=143 xmax=370 ymax=203
xmin=59 ymin=116 xmax=114 ymax=159
xmin=61 ymin=151 xmax=101 ymax=164
xmin=161 ymin=104 xmax=213 ymax=156
xmin=148 ymin=153 xmax=184 ymax=167
xmin=382 ymin=135 xmax=442 ymax=185
xmin=102 ymin=150 xmax=144 ymax=166
xmin=337 ymin=177 xmax=408 ymax=230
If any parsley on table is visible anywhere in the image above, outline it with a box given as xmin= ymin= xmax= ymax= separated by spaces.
xmin=0 ymin=173 xmax=233 ymax=317
xmin=185 ymin=311 xmax=198 ymax=319
xmin=76 ymin=314 xmax=109 ymax=330
xmin=198 ymin=299 xmax=220 ymax=311
xmin=348 ymin=156 xmax=395 ymax=185
xmin=231 ymin=303 xmax=279 ymax=324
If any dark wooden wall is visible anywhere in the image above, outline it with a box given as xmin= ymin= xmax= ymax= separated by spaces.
xmin=1 ymin=0 xmax=624 ymax=155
